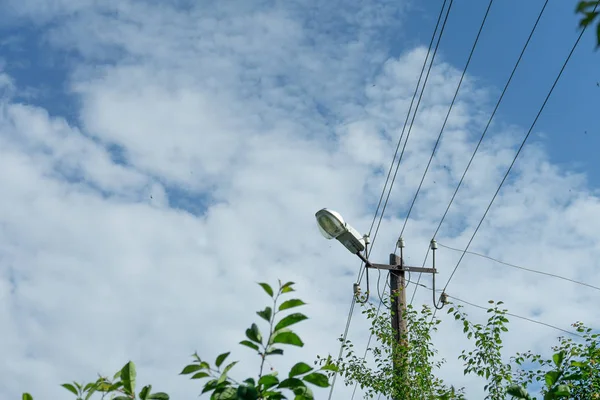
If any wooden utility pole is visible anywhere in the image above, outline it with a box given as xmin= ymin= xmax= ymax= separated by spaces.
xmin=389 ymin=254 xmax=406 ymax=346
xmin=358 ymin=253 xmax=436 ymax=399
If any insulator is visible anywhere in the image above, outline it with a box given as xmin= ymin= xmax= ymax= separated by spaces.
xmin=397 ymin=237 xmax=405 ymax=249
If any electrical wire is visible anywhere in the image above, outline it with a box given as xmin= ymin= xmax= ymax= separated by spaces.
xmin=366 ymin=0 xmax=455 ymax=276
xmin=432 ymin=4 xmax=595 ymax=319
xmin=336 ymin=0 xmax=453 ymax=397
xmin=399 ymin=0 xmax=496 ymax=239
xmin=437 ymin=242 xmax=600 ymax=292
xmin=446 ymin=295 xmax=583 ymax=338
xmin=364 ymin=0 xmax=453 ymax=251
xmin=409 ymin=0 xmax=550 ymax=305
xmin=406 ymin=279 xmax=582 ymax=337
xmin=327 ymin=295 xmax=356 ymax=400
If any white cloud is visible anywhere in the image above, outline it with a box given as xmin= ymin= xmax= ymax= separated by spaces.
xmin=1 ymin=1 xmax=599 ymax=399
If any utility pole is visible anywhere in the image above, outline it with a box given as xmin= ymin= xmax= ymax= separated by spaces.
xmin=314 ymin=209 xmax=442 ymax=399
xmin=389 ymin=253 xmax=406 ymax=347
xmin=359 ymin=252 xmax=436 ymax=398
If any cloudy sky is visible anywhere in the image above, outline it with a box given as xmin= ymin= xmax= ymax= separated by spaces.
xmin=1 ymin=0 xmax=599 ymax=398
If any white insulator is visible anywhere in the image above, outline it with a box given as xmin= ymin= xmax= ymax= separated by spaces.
xmin=397 ymin=237 xmax=405 ymax=249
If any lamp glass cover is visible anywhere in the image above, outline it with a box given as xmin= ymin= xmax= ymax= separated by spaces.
xmin=316 ymin=209 xmax=346 ymax=239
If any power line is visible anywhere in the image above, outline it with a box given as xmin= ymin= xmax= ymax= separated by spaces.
xmin=327 ymin=295 xmax=356 ymax=400
xmin=366 ymin=0 xmax=455 ymax=273
xmin=447 ymin=295 xmax=583 ymax=338
xmin=341 ymin=2 xmax=455 ymax=399
xmin=437 ymin=242 xmax=600 ymax=292
xmin=364 ymin=0 xmax=452 ymax=252
xmin=330 ymin=1 xmax=452 ymax=395
xmin=409 ymin=0 xmax=550 ymax=305
xmin=398 ymin=0 xmax=496 ymax=239
xmin=407 ymin=279 xmax=582 ymax=337
xmin=433 ymin=2 xmax=595 ymax=318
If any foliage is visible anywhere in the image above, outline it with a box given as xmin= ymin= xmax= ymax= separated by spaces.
xmin=23 ymin=280 xmax=335 ymax=400
xmin=20 ymin=279 xmax=600 ymax=400
xmin=320 ymin=282 xmax=600 ymax=400
xmin=448 ymin=301 xmax=513 ymax=400
xmin=507 ymin=322 xmax=600 ymax=399
xmin=576 ymin=1 xmax=600 ymax=47
xmin=23 ymin=361 xmax=170 ymax=400
xmin=179 ymin=280 xmax=336 ymax=399
xmin=318 ymin=288 xmax=465 ymax=399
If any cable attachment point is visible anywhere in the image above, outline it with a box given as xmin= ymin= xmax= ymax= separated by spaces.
xmin=353 ymin=283 xmax=361 ymax=297
xmin=363 ymin=234 xmax=371 ymax=245
xmin=430 ymin=239 xmax=438 ymax=250
xmin=397 ymin=236 xmax=405 ymax=249
xmin=440 ymin=292 xmax=448 ymax=305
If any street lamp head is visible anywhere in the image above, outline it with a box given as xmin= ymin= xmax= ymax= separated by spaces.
xmin=315 ymin=208 xmax=365 ymax=254
xmin=315 ymin=208 xmax=346 ymax=239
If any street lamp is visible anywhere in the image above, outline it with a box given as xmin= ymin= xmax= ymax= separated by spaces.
xmin=315 ymin=208 xmax=365 ymax=254
xmin=315 ymin=208 xmax=444 ymax=400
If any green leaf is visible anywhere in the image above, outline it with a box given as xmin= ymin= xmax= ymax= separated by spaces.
xmin=191 ymin=372 xmax=210 ymax=379
xmin=113 ymin=397 xmax=131 ymax=400
xmin=147 ymin=393 xmax=169 ymax=400
xmin=97 ymin=381 xmax=115 ymax=392
xmin=212 ymin=386 xmax=236 ymax=400
xmin=576 ymin=1 xmax=597 ymax=13
xmin=258 ymin=374 xmax=279 ymax=390
xmin=120 ymin=361 xmax=137 ymax=395
xmin=221 ymin=361 xmax=238 ymax=377
xmin=580 ymin=10 xmax=599 ymax=27
xmin=279 ymin=299 xmax=306 ymax=311
xmin=257 ymin=307 xmax=273 ymax=322
xmin=216 ymin=352 xmax=230 ymax=368
xmin=274 ymin=313 xmax=308 ymax=332
xmin=62 ymin=383 xmax=78 ymax=395
xmin=237 ymin=385 xmax=259 ymax=400
xmin=180 ymin=364 xmax=203 ymax=375
xmin=320 ymin=363 xmax=339 ymax=372
xmin=278 ymin=377 xmax=305 ymax=389
xmin=201 ymin=379 xmax=219 ymax=394
xmin=22 ymin=394 xmax=34 ymax=400
xmin=240 ymin=340 xmax=260 ymax=351
xmin=303 ymin=372 xmax=329 ymax=388
xmin=84 ymin=386 xmax=98 ymax=400
xmin=258 ymin=282 xmax=274 ymax=297
xmin=272 ymin=331 xmax=304 ymax=347
xmin=281 ymin=282 xmax=295 ymax=293
xmin=289 ymin=362 xmax=313 ymax=377
xmin=545 ymin=370 xmax=560 ymax=387
xmin=245 ymin=323 xmax=263 ymax=344
xmin=266 ymin=347 xmax=284 ymax=356
xmin=561 ymin=372 xmax=583 ymax=381
xmin=293 ymin=385 xmax=314 ymax=399
xmin=554 ymin=385 xmax=570 ymax=396
xmin=139 ymin=385 xmax=152 ymax=400
xmin=506 ymin=385 xmax=530 ymax=398
xmin=553 ymin=351 xmax=565 ymax=367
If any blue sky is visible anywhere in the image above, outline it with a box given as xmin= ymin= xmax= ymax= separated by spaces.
xmin=404 ymin=0 xmax=600 ymax=185
xmin=1 ymin=0 xmax=599 ymax=399
xmin=3 ymin=0 xmax=599 ymax=189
